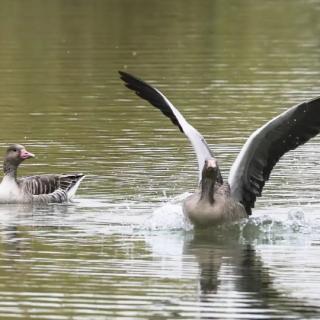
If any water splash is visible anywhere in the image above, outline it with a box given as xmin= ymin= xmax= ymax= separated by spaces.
xmin=240 ymin=207 xmax=320 ymax=244
xmin=143 ymin=192 xmax=193 ymax=231
xmin=141 ymin=198 xmax=320 ymax=244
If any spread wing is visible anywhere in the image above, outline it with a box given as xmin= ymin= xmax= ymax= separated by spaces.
xmin=119 ymin=71 xmax=222 ymax=184
xmin=228 ymin=96 xmax=320 ymax=215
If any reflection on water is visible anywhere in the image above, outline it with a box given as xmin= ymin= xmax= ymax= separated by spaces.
xmin=185 ymin=232 xmax=308 ymax=319
xmin=1 ymin=201 xmax=320 ymax=318
xmin=0 ymin=0 xmax=320 ymax=319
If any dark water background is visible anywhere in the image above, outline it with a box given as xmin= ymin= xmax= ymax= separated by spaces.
xmin=0 ymin=1 xmax=320 ymax=319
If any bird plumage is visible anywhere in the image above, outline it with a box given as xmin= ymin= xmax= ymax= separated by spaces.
xmin=120 ymin=71 xmax=320 ymax=225
xmin=0 ymin=144 xmax=84 ymax=204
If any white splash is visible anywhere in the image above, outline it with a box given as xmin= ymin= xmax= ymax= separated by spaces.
xmin=143 ymin=192 xmax=193 ymax=231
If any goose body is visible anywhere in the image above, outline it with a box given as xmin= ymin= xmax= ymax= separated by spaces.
xmin=0 ymin=144 xmax=84 ymax=204
xmin=0 ymin=175 xmax=22 ymax=203
xmin=184 ymin=186 xmax=246 ymax=227
xmin=120 ymin=71 xmax=320 ymax=227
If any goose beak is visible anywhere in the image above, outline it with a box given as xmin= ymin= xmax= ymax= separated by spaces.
xmin=20 ymin=149 xmax=35 ymax=160
xmin=206 ymin=159 xmax=217 ymax=168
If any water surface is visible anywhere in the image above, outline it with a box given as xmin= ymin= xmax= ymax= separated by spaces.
xmin=0 ymin=0 xmax=320 ymax=319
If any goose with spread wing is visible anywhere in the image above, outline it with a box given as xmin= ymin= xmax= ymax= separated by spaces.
xmin=0 ymin=144 xmax=84 ymax=204
xmin=120 ymin=71 xmax=320 ymax=227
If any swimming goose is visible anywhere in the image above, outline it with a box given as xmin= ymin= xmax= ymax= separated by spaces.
xmin=0 ymin=144 xmax=84 ymax=204
xmin=120 ymin=71 xmax=320 ymax=227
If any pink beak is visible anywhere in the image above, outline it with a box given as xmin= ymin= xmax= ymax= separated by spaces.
xmin=206 ymin=159 xmax=217 ymax=168
xmin=20 ymin=149 xmax=35 ymax=160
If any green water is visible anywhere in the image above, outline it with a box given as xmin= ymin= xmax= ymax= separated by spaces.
xmin=0 ymin=0 xmax=320 ymax=319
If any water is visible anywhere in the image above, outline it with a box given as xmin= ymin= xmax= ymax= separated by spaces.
xmin=0 ymin=0 xmax=320 ymax=319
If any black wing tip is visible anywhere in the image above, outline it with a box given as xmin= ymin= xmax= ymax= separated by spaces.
xmin=305 ymin=95 xmax=320 ymax=107
xmin=119 ymin=70 xmax=149 ymax=93
xmin=119 ymin=70 xmax=133 ymax=85
xmin=119 ymin=70 xmax=185 ymax=134
xmin=119 ymin=70 xmax=141 ymax=85
xmin=306 ymin=95 xmax=320 ymax=102
xmin=292 ymin=95 xmax=320 ymax=110
xmin=118 ymin=70 xmax=128 ymax=77
xmin=118 ymin=70 xmax=129 ymax=80
xmin=118 ymin=70 xmax=127 ymax=76
xmin=74 ymin=173 xmax=85 ymax=180
xmin=62 ymin=173 xmax=85 ymax=180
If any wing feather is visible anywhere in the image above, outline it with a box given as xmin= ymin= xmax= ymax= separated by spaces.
xmin=18 ymin=174 xmax=85 ymax=203
xmin=228 ymin=96 xmax=320 ymax=214
xmin=119 ymin=71 xmax=222 ymax=183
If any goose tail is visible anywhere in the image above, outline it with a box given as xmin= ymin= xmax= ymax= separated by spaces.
xmin=66 ymin=174 xmax=85 ymax=201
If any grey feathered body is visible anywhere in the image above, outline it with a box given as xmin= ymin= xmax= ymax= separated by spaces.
xmin=0 ymin=144 xmax=84 ymax=204
xmin=18 ymin=174 xmax=84 ymax=203
xmin=183 ymin=183 xmax=247 ymax=227
xmin=0 ymin=173 xmax=84 ymax=204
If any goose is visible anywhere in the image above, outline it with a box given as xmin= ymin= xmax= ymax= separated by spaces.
xmin=119 ymin=71 xmax=320 ymax=227
xmin=0 ymin=144 xmax=85 ymax=204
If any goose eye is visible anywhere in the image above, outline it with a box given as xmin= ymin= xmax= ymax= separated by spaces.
xmin=12 ymin=149 xmax=17 ymax=152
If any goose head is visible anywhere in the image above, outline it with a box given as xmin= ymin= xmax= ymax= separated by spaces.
xmin=202 ymin=159 xmax=219 ymax=179
xmin=3 ymin=144 xmax=35 ymax=176
xmin=200 ymin=158 xmax=220 ymax=204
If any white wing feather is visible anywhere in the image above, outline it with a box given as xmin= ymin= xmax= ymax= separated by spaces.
xmin=155 ymin=89 xmax=213 ymax=182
